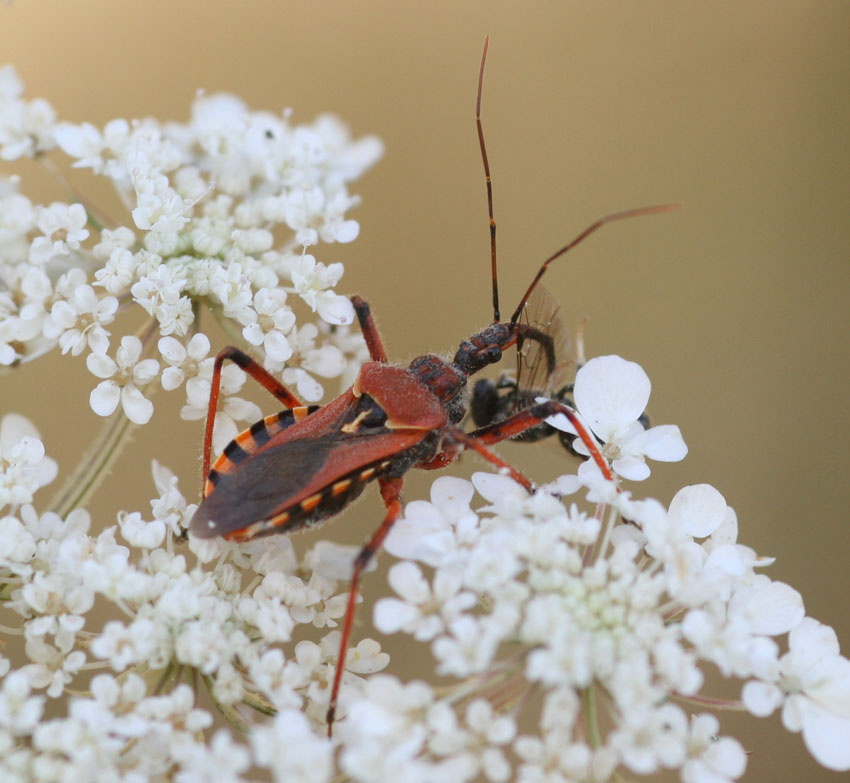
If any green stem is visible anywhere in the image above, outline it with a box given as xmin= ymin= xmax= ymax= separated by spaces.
xmin=583 ymin=683 xmax=602 ymax=749
xmin=47 ymin=411 xmax=133 ymax=518
xmin=202 ymin=674 xmax=252 ymax=733
xmin=47 ymin=319 xmax=160 ymax=518
xmin=674 ymin=691 xmax=747 ymax=711
xmin=242 ymin=690 xmax=278 ymax=717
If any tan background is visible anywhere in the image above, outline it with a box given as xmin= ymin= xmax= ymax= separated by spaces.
xmin=2 ymin=2 xmax=849 ymax=780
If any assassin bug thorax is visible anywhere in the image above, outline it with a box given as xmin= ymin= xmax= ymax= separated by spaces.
xmin=189 ymin=37 xmax=676 ymax=735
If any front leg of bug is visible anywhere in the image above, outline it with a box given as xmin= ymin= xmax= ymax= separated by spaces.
xmin=463 ymin=400 xmax=616 ymax=482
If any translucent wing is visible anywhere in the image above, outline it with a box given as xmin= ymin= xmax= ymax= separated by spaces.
xmin=515 ymin=284 xmax=574 ymax=402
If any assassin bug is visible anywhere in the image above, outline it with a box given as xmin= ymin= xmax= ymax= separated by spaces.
xmin=189 ymin=37 xmax=675 ymax=735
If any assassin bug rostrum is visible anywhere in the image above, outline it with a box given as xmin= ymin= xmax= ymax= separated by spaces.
xmin=189 ymin=37 xmax=676 ymax=735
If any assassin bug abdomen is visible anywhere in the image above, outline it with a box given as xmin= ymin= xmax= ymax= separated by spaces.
xmin=189 ymin=37 xmax=676 ymax=736
xmin=192 ymin=345 xmax=455 ymax=542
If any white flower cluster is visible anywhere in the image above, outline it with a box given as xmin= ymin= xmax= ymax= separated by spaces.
xmin=2 ymin=64 xmax=847 ymax=783
xmin=1 ymin=64 xmax=380 ymax=432
xmin=1 ymin=445 xmax=387 ymax=781
xmin=347 ymin=357 xmax=850 ymax=781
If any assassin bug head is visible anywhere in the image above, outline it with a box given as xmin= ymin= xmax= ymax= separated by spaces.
xmin=452 ymin=321 xmax=555 ymax=378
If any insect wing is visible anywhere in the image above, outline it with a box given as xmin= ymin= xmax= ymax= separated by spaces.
xmin=515 ymin=284 xmax=573 ymax=404
xmin=190 ymin=391 xmax=428 ymax=540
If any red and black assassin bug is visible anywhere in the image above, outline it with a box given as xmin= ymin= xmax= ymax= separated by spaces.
xmin=189 ymin=37 xmax=675 ymax=736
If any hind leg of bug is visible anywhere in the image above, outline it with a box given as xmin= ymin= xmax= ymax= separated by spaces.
xmin=326 ymin=475 xmax=403 ymax=737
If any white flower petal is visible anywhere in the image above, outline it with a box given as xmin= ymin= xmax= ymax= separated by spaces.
xmin=86 ymin=351 xmax=118 ymax=379
xmin=161 ymin=367 xmax=185 ymax=391
xmin=264 ymin=331 xmax=293 ymax=362
xmin=90 ymin=381 xmax=120 ymax=417
xmin=158 ymin=336 xmax=186 ymax=364
xmin=629 ymin=424 xmax=688 ymax=463
xmin=242 ymin=322 xmax=264 ymax=346
xmin=120 ymin=386 xmax=154 ymax=424
xmin=430 ymin=476 xmax=475 ymax=516
xmin=573 ymin=355 xmax=651 ymax=441
xmin=387 ymin=561 xmax=430 ymax=604
xmin=789 ymin=618 xmax=840 ymax=667
xmin=471 ymin=472 xmax=526 ymax=503
xmin=800 ymin=701 xmax=850 ymax=771
xmin=734 ymin=581 xmax=804 ymax=636
xmin=807 ymin=656 xmax=850 ymax=717
xmin=133 ymin=358 xmax=160 ymax=384
xmin=669 ymin=484 xmax=727 ymax=538
xmin=742 ymin=680 xmax=783 ymax=717
xmin=611 ymin=454 xmax=651 ymax=481
xmin=373 ymin=598 xmax=420 ymax=634
xmin=332 ymin=219 xmax=360 ymax=243
xmin=316 ymin=293 xmax=354 ymax=326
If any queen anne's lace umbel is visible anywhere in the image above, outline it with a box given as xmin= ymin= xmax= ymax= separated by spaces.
xmin=1 ymin=66 xmax=849 ymax=782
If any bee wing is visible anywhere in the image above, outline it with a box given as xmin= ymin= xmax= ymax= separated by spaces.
xmin=515 ymin=284 xmax=574 ymax=402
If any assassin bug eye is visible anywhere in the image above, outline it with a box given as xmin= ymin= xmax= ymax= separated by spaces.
xmin=483 ymin=345 xmax=502 ymax=362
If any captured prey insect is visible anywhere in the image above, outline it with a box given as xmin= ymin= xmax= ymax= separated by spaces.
xmin=188 ymin=36 xmax=676 ymax=736
xmin=470 ymin=283 xmax=584 ymax=453
xmin=470 ymin=286 xmax=652 ymax=456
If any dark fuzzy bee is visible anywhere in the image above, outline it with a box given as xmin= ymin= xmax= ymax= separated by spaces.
xmin=471 ymin=286 xmax=649 ymax=454
xmin=470 ymin=285 xmax=584 ymax=453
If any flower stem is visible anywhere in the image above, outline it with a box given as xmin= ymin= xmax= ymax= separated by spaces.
xmin=47 ymin=319 xmax=160 ymax=518
xmin=38 ymin=154 xmax=113 ymax=231
xmin=202 ymin=674 xmax=252 ymax=732
xmin=582 ymin=684 xmax=602 ymax=749
xmin=674 ymin=691 xmax=747 ymax=711
xmin=242 ymin=690 xmax=277 ymax=716
xmin=47 ymin=410 xmax=133 ymax=518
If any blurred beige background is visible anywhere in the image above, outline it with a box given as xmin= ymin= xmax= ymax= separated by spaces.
xmin=2 ymin=2 xmax=848 ymax=780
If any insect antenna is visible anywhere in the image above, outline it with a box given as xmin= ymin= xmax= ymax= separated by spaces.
xmin=509 ymin=203 xmax=680 ymax=325
xmin=476 ymin=35 xmax=500 ymax=323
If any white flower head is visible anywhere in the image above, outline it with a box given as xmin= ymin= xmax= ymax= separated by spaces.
xmin=289 ymin=254 xmax=354 ymax=325
xmin=131 ymin=264 xmax=192 ymax=337
xmin=42 ymin=283 xmax=118 ymax=356
xmin=743 ymin=617 xmax=850 ymax=771
xmin=158 ymin=332 xmax=212 ymax=391
xmin=546 ymin=355 xmax=688 ymax=480
xmin=0 ymin=66 xmax=56 ymax=160
xmin=28 ymin=202 xmax=89 ymax=265
xmin=240 ymin=287 xmax=295 ymax=362
xmin=87 ymin=335 xmax=160 ymax=424
xmin=0 ymin=414 xmax=58 ymax=510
